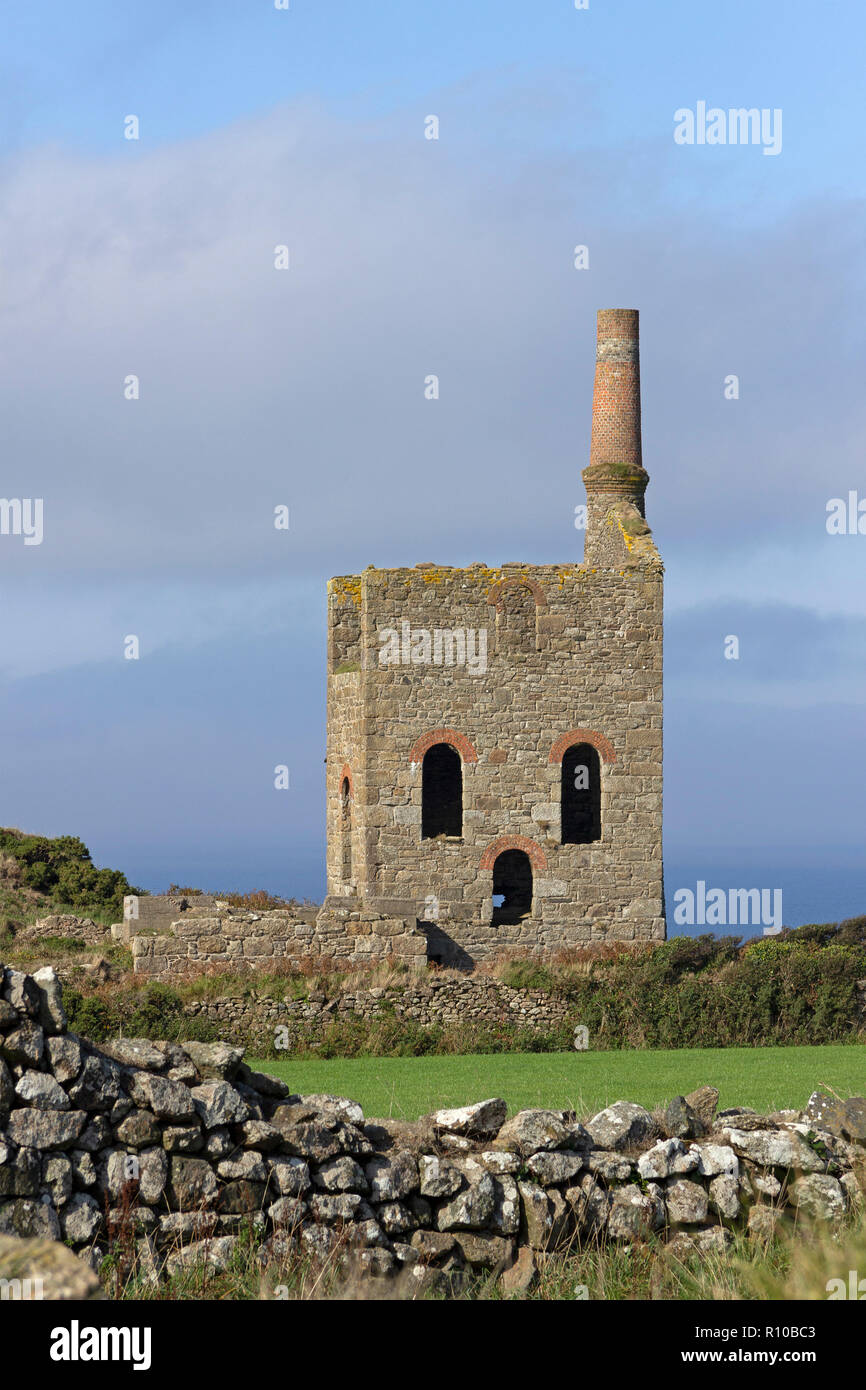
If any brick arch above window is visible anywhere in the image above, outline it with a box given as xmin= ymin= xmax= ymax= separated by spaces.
xmin=486 ymin=575 xmax=547 ymax=612
xmin=339 ymin=764 xmax=355 ymax=797
xmin=548 ymin=729 xmax=617 ymax=765
xmin=479 ymin=835 xmax=548 ymax=875
xmin=409 ymin=729 xmax=479 ymax=765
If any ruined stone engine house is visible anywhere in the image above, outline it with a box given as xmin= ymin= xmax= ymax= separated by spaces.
xmin=325 ymin=309 xmax=665 ymax=966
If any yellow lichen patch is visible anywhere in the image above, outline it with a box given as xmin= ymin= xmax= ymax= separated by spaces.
xmin=606 ymin=502 xmax=660 ymax=565
xmin=418 ymin=565 xmax=500 ymax=585
xmin=616 ymin=516 xmax=635 ymax=553
xmin=336 ymin=562 xmax=595 ymax=598
xmin=328 ymin=576 xmax=362 ymax=606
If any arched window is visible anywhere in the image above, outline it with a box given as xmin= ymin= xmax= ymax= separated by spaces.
xmin=561 ymin=743 xmax=601 ymax=844
xmin=421 ymin=743 xmax=462 ymax=839
xmin=492 ymin=849 xmax=533 ymax=925
xmin=340 ymin=777 xmax=352 ymax=881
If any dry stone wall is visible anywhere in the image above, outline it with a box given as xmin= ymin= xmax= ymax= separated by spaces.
xmin=15 ymin=915 xmax=108 ymax=949
xmin=1 ymin=964 xmax=864 ymax=1292
xmin=181 ymin=973 xmax=576 ymax=1051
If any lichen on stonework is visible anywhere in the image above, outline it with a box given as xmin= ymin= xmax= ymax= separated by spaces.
xmin=328 ymin=576 xmax=362 ymax=606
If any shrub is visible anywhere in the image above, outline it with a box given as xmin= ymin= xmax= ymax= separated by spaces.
xmin=128 ymin=983 xmax=184 ymax=1038
xmin=64 ymin=991 xmax=118 ymax=1042
xmin=562 ymin=931 xmax=866 ymax=1049
xmin=0 ymin=827 xmax=140 ymax=917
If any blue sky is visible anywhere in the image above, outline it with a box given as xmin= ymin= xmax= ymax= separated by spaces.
xmin=1 ymin=1 xmax=864 ymax=929
xmin=5 ymin=0 xmax=863 ymax=201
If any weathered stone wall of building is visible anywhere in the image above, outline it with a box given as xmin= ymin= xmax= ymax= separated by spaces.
xmin=325 ymin=557 xmax=664 ymax=964
xmin=323 ymin=310 xmax=665 ymax=968
xmin=324 ymin=658 xmax=364 ymax=898
xmin=130 ymin=907 xmax=427 ymax=977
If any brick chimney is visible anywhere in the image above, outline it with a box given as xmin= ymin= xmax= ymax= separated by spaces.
xmin=582 ymin=309 xmax=650 ymax=565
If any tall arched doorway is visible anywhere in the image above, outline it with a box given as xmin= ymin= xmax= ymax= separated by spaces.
xmin=561 ymin=743 xmax=601 ymax=844
xmin=421 ymin=743 xmax=463 ymax=839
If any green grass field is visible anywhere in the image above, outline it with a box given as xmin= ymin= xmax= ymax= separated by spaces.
xmin=248 ymin=1043 xmax=866 ymax=1122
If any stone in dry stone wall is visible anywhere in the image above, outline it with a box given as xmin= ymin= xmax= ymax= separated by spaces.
xmin=0 ymin=1233 xmax=102 ymax=1300
xmin=1 ymin=964 xmax=864 ymax=1291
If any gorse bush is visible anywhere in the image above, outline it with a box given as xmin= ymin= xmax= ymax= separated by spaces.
xmin=0 ymin=827 xmax=140 ymax=917
xmin=127 ymin=982 xmax=186 ymax=1038
xmin=63 ymin=991 xmax=117 ymax=1042
xmin=787 ymin=916 xmax=866 ymax=947
xmin=507 ymin=926 xmax=866 ymax=1050
xmin=64 ymin=984 xmax=220 ymax=1046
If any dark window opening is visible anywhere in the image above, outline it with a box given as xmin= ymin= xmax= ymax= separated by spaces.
xmin=340 ymin=777 xmax=352 ymax=881
xmin=491 ymin=849 xmax=533 ymax=926
xmin=561 ymin=743 xmax=601 ymax=844
xmin=421 ymin=743 xmax=462 ymax=839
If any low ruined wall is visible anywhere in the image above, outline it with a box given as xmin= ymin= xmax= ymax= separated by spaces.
xmin=181 ymin=974 xmax=575 ymax=1051
xmin=14 ymin=916 xmax=108 ymax=949
xmin=119 ymin=894 xmax=219 ymax=938
xmin=126 ymin=901 xmax=665 ymax=981
xmin=1 ymin=964 xmax=864 ymax=1291
xmin=130 ymin=907 xmax=427 ymax=977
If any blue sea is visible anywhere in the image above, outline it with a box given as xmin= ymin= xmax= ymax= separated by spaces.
xmin=663 ymin=858 xmax=866 ymax=939
xmin=120 ymin=843 xmax=866 ymax=942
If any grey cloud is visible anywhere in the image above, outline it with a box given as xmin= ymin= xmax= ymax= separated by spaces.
xmin=666 ymin=601 xmax=866 ymax=705
xmin=0 ymin=96 xmax=863 ymax=588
